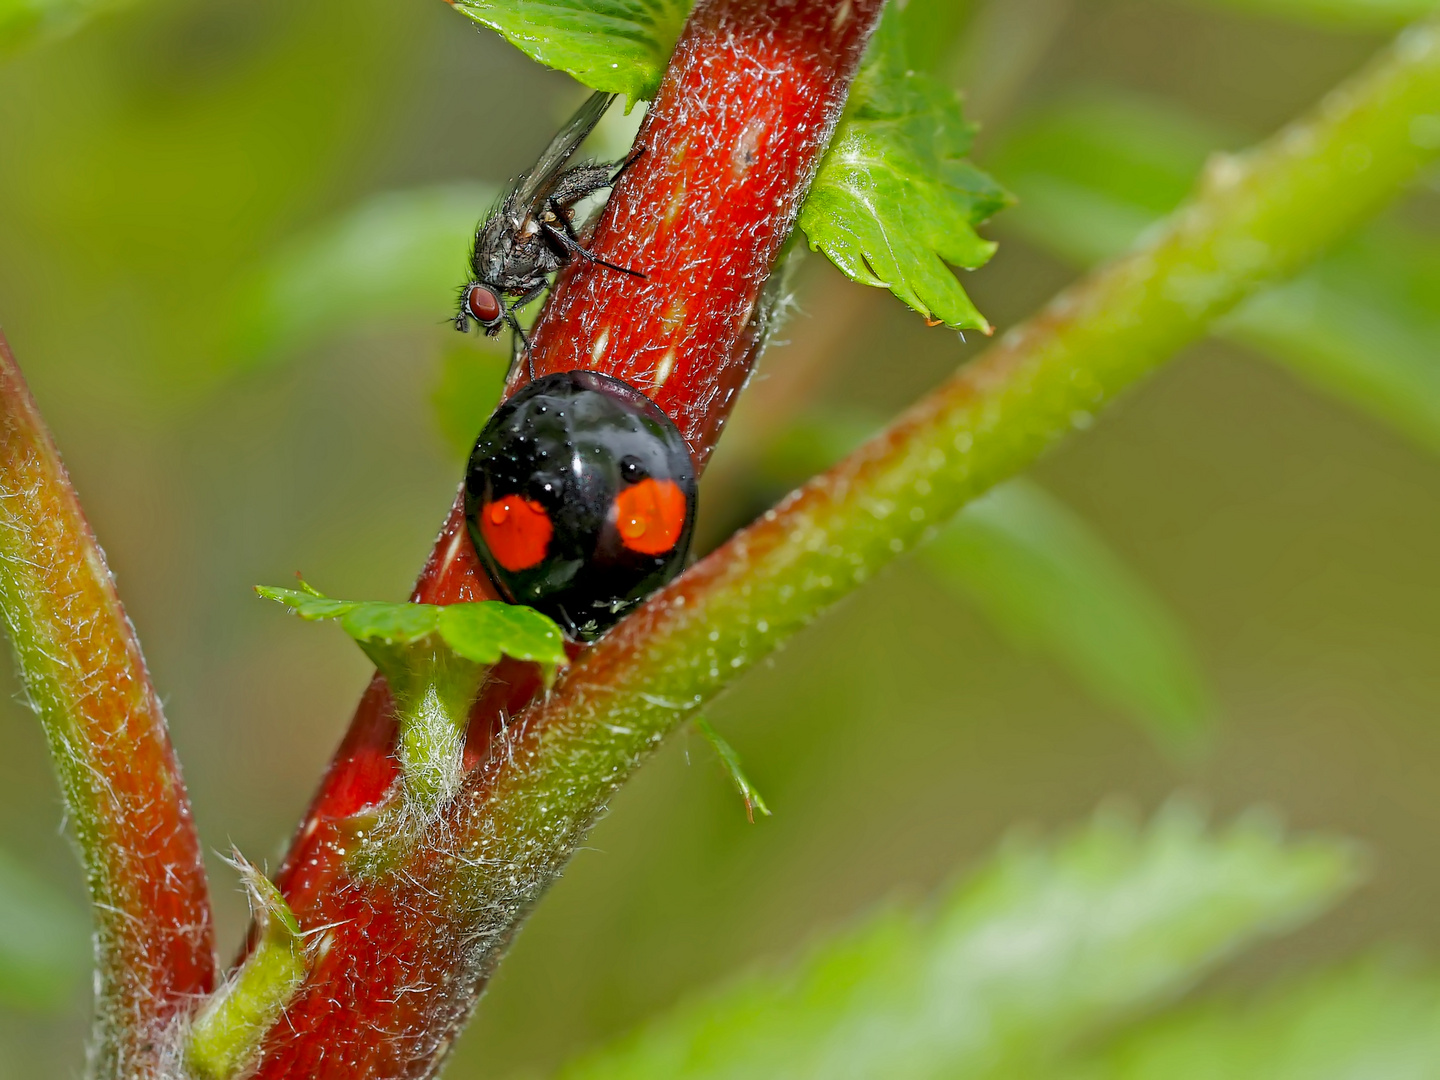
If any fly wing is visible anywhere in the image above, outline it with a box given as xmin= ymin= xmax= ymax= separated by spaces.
xmin=513 ymin=91 xmax=617 ymax=213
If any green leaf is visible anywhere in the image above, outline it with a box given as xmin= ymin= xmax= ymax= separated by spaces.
xmin=255 ymin=581 xmax=568 ymax=675
xmin=339 ymin=602 xmax=443 ymax=649
xmin=693 ymin=718 xmax=770 ymax=822
xmin=799 ymin=11 xmax=1010 ymax=332
xmin=922 ymin=480 xmax=1213 ymax=752
xmin=232 ymin=183 xmax=497 ymax=360
xmin=437 ymin=602 xmax=569 ymax=673
xmin=1060 ymin=959 xmax=1440 ymax=1080
xmin=0 ymin=848 xmax=87 ymax=1011
xmin=253 ymin=585 xmax=362 ymax=622
xmin=556 ymin=805 xmax=1360 ymax=1080
xmin=450 ymin=0 xmax=690 ymax=103
xmin=258 ymin=583 xmax=566 ymax=811
xmin=989 ymin=90 xmax=1440 ymax=456
xmin=1177 ymin=0 xmax=1440 ymax=31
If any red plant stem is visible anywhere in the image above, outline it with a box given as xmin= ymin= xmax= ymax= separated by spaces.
xmin=258 ymin=1 xmax=880 ymax=1075
xmin=523 ymin=0 xmax=876 ymax=464
xmin=0 ymin=333 xmax=214 ymax=1073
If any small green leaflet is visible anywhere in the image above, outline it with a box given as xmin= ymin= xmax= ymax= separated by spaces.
xmin=186 ymin=855 xmax=308 ymax=1080
xmin=451 ymin=0 xmax=690 ymax=104
xmin=694 ymin=718 xmax=770 ymax=823
xmin=256 ymin=581 xmax=568 ymax=676
xmin=798 ymin=12 xmax=1010 ymax=333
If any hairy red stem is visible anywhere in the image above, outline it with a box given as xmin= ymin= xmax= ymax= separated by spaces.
xmin=257 ymin=1 xmax=880 ymax=1075
xmin=0 ymin=333 xmax=214 ymax=1073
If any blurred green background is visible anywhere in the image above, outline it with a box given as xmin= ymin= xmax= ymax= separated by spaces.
xmin=1 ymin=0 xmax=1439 ymax=1075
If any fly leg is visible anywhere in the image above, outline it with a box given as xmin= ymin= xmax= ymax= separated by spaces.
xmin=543 ymin=211 xmax=646 ymax=278
xmin=502 ymin=283 xmax=547 ymax=383
xmin=506 ymin=318 xmax=531 ymax=383
xmin=540 ymin=145 xmax=649 ymax=277
xmin=609 ymin=141 xmax=646 ymax=183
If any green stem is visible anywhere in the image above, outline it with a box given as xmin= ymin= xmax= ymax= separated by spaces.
xmin=185 ymin=861 xmax=308 ymax=1080
xmin=0 ymin=333 xmax=214 ymax=1074
xmin=433 ymin=15 xmax=1440 ymax=927
xmin=365 ymin=644 xmax=486 ymax=818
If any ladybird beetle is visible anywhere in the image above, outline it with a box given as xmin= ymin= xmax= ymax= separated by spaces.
xmin=464 ymin=370 xmax=698 ymax=641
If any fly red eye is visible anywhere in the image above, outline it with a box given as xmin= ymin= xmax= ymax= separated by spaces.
xmin=466 ymin=284 xmax=502 ymax=324
xmin=613 ymin=478 xmax=687 ymax=556
xmin=479 ymin=495 xmax=552 ymax=571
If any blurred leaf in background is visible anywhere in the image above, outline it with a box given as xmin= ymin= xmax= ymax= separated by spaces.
xmin=0 ymin=849 xmax=87 ymax=1011
xmin=761 ymin=415 xmax=1212 ymax=751
xmin=233 ymin=183 xmax=497 ymax=363
xmin=556 ymin=806 xmax=1359 ymax=1080
xmin=0 ymin=0 xmax=122 ymax=54
xmin=896 ymin=0 xmax=978 ymax=76
xmin=922 ymin=481 xmax=1213 ymax=753
xmin=1177 ymin=0 xmax=1440 ymax=31
xmin=1059 ymin=959 xmax=1440 ymax=1080
xmin=0 ymin=0 xmax=423 ymax=413
xmin=987 ymin=90 xmax=1440 ymax=457
xmin=432 ymin=341 xmax=509 ymax=461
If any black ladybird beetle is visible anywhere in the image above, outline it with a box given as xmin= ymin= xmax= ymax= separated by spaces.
xmin=464 ymin=370 xmax=698 ymax=641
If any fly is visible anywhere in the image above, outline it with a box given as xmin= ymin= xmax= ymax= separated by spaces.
xmin=455 ymin=90 xmax=645 ymax=377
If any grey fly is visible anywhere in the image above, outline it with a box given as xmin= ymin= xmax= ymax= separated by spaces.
xmin=455 ymin=91 xmax=645 ymax=375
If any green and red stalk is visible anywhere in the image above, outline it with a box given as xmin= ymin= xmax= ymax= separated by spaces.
xmin=257 ymin=13 xmax=1440 ymax=1076
xmin=0 ymin=0 xmax=1420 ymax=1072
xmin=254 ymin=0 xmax=884 ymax=1075
xmin=0 ymin=333 xmax=215 ymax=1076
xmin=226 ymin=9 xmax=1440 ymax=1078
xmin=0 ymin=0 xmax=1428 ymax=1077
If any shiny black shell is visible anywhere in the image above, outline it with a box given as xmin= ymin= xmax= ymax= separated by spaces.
xmin=464 ymin=370 xmax=698 ymax=641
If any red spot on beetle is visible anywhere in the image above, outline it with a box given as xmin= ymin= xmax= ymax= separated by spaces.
xmin=480 ymin=495 xmax=552 ymax=571
xmin=467 ymin=284 xmax=502 ymax=324
xmin=613 ymin=478 xmax=687 ymax=555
